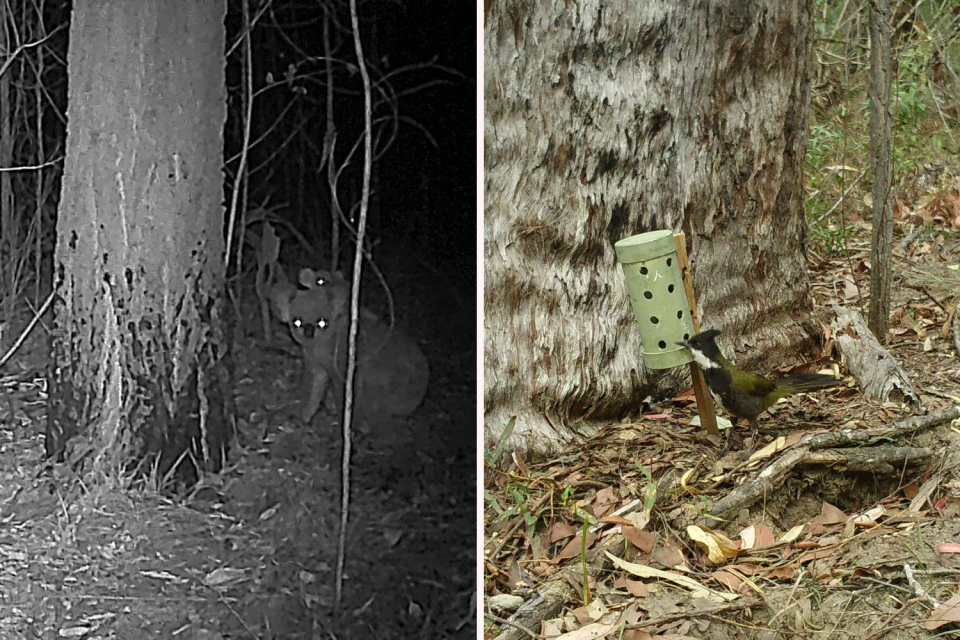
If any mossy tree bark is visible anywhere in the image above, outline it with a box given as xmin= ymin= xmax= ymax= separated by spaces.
xmin=47 ymin=0 xmax=234 ymax=484
xmin=484 ymin=0 xmax=816 ymax=456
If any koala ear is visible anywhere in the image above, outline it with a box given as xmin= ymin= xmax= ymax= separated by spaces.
xmin=298 ymin=268 xmax=319 ymax=289
xmin=275 ymin=289 xmax=295 ymax=323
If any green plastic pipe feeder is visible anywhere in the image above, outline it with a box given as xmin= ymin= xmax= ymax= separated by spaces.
xmin=615 ymin=230 xmax=697 ymax=370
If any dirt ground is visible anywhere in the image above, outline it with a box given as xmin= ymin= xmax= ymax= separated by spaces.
xmin=0 ymin=247 xmax=475 ymax=639
xmin=483 ymin=176 xmax=960 ymax=639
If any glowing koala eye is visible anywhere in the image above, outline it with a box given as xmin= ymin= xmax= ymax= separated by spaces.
xmin=316 ymin=277 xmax=327 ymax=287
xmin=317 ymin=318 xmax=329 ymax=330
xmin=293 ymin=318 xmax=303 ymax=328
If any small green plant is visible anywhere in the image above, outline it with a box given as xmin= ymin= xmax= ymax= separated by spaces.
xmin=809 ymin=222 xmax=855 ymax=255
xmin=483 ymin=489 xmax=503 ymax=514
xmin=563 ymin=485 xmax=599 ymax=526
xmin=487 ymin=481 xmax=544 ymax=539
xmin=484 ymin=415 xmax=515 ymax=466
xmin=571 ymin=504 xmax=598 ymax=525
xmin=636 ymin=460 xmax=657 ymax=513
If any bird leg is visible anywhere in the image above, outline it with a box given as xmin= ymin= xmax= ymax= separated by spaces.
xmin=718 ymin=428 xmax=734 ymax=458
xmin=718 ymin=419 xmax=747 ymax=458
xmin=744 ymin=418 xmax=761 ymax=455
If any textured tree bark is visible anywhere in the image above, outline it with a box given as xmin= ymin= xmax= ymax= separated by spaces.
xmin=0 ymin=0 xmax=12 ymax=323
xmin=484 ymin=0 xmax=816 ymax=456
xmin=47 ymin=0 xmax=234 ymax=484
xmin=867 ymin=0 xmax=893 ymax=339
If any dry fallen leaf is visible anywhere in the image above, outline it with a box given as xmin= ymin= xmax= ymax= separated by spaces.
xmin=711 ymin=570 xmax=743 ymax=591
xmin=813 ymin=502 xmax=847 ymax=525
xmin=584 ymin=599 xmax=608 ymax=620
xmin=555 ymin=620 xmax=620 ymax=640
xmin=902 ymin=482 xmax=920 ymax=499
xmin=740 ymin=524 xmax=776 ymax=549
xmin=605 ymin=552 xmax=738 ymax=602
xmin=625 ymin=511 xmax=651 ymax=532
xmin=649 ymin=542 xmax=687 ymax=571
xmin=893 ymin=198 xmax=911 ymax=219
xmin=552 ymin=531 xmax=596 ymax=563
xmin=726 ymin=563 xmax=763 ymax=576
xmin=680 ymin=467 xmax=703 ymax=495
xmin=779 ymin=524 xmax=806 ymax=544
xmin=688 ymin=525 xmax=741 ymax=564
xmin=550 ymin=521 xmax=578 ymax=543
xmin=614 ymin=575 xmax=650 ymax=597
xmin=593 ymin=487 xmax=617 ymax=518
xmin=767 ymin=566 xmax=795 ymax=579
xmin=570 ymin=605 xmax=592 ymax=625
xmin=542 ymin=619 xmax=563 ymax=637
xmin=924 ymin=593 xmax=960 ymax=630
xmin=203 ymin=567 xmax=247 ymax=587
xmin=840 ymin=277 xmax=859 ymax=300
xmin=852 ymin=505 xmax=885 ymax=527
xmin=621 ymin=525 xmax=656 ymax=553
xmin=747 ymin=436 xmax=787 ymax=461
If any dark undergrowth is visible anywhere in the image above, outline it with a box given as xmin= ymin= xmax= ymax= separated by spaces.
xmin=0 ymin=243 xmax=475 ymax=639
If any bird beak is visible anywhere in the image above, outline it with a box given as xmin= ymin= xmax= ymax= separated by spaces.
xmin=675 ymin=339 xmax=689 ymax=349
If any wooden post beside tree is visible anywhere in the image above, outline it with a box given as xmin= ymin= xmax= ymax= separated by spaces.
xmin=674 ymin=233 xmax=719 ymax=438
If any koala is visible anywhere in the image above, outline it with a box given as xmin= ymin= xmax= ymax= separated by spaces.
xmin=275 ymin=268 xmax=429 ymax=424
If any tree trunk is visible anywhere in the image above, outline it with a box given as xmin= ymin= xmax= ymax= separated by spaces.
xmin=47 ymin=0 xmax=233 ymax=485
xmin=0 ymin=0 xmax=14 ymax=321
xmin=484 ymin=0 xmax=816 ymax=456
xmin=867 ymin=0 xmax=893 ymax=340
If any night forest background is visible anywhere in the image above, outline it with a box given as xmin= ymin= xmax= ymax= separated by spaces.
xmin=1 ymin=0 xmax=475 ymax=298
xmin=0 ymin=0 xmax=476 ymax=637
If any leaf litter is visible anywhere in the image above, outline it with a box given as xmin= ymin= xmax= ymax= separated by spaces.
xmin=0 ymin=262 xmax=474 ymax=639
xmin=485 ymin=174 xmax=960 ymax=639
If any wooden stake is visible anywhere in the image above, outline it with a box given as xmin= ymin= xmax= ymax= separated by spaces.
xmin=673 ymin=232 xmax=719 ymax=437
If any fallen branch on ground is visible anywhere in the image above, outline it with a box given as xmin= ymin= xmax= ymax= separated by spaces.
xmin=625 ymin=596 xmax=763 ymax=631
xmin=953 ymin=312 xmax=960 ymax=356
xmin=698 ymin=406 xmax=959 ymax=523
xmin=794 ymin=406 xmax=959 ymax=447
xmin=831 ymin=305 xmax=921 ymax=405
xmin=702 ymin=445 xmax=933 ymax=523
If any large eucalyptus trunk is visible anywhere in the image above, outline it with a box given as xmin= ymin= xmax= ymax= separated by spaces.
xmin=484 ymin=0 xmax=816 ymax=456
xmin=47 ymin=0 xmax=233 ymax=483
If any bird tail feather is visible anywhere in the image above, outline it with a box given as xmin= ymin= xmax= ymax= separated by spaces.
xmin=778 ymin=372 xmax=843 ymax=393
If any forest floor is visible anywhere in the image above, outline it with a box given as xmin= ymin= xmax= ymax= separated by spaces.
xmin=483 ymin=172 xmax=960 ymax=639
xmin=0 ymin=245 xmax=475 ymax=639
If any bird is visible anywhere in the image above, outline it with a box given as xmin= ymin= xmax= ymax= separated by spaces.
xmin=676 ymin=329 xmax=843 ymax=454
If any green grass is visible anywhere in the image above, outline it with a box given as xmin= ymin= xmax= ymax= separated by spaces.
xmin=805 ymin=3 xmax=960 ymax=255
